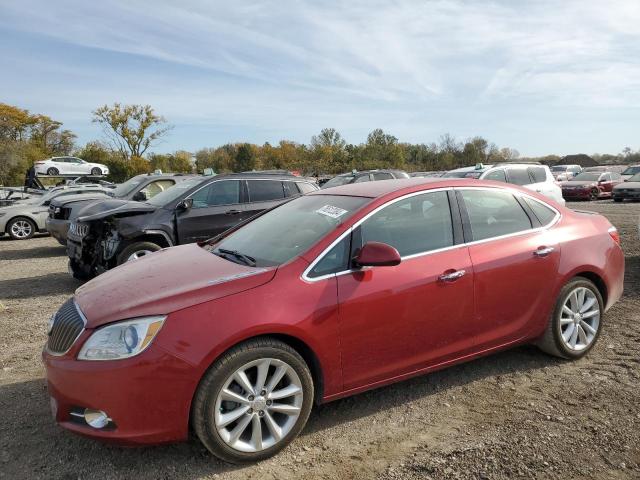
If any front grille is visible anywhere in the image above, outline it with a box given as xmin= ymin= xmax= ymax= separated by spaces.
xmin=69 ymin=222 xmax=89 ymax=238
xmin=47 ymin=299 xmax=86 ymax=355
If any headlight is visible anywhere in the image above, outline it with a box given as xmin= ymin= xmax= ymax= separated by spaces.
xmin=77 ymin=316 xmax=166 ymax=361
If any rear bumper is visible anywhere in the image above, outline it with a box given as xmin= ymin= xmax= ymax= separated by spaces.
xmin=43 ymin=342 xmax=197 ymax=445
xmin=45 ymin=218 xmax=69 ymax=245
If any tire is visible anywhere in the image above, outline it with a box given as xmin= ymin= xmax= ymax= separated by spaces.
xmin=7 ymin=217 xmax=36 ymax=240
xmin=91 ymin=167 xmax=102 ymax=176
xmin=116 ymin=241 xmax=162 ymax=265
xmin=46 ymin=167 xmax=59 ymax=176
xmin=192 ymin=338 xmax=314 ymax=463
xmin=537 ymin=277 xmax=604 ymax=360
xmin=589 ymin=188 xmax=599 ymax=201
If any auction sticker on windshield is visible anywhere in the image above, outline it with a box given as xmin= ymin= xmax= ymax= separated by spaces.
xmin=316 ymin=205 xmax=348 ymax=219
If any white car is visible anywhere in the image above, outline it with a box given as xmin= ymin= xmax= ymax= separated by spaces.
xmin=443 ymin=163 xmax=565 ymax=205
xmin=550 ymin=164 xmax=582 ymax=182
xmin=34 ymin=156 xmax=109 ymax=176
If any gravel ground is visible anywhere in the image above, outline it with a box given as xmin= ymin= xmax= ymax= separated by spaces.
xmin=0 ymin=201 xmax=639 ymax=480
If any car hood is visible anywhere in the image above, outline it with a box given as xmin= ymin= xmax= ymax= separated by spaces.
xmin=50 ymin=192 xmax=111 ymax=207
xmin=561 ymin=181 xmax=596 ymax=187
xmin=74 ymin=243 xmax=277 ymax=328
xmin=77 ymin=199 xmax=157 ymax=222
xmin=614 ymin=181 xmax=640 ymax=189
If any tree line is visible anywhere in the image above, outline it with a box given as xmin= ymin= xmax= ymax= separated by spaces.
xmin=1 ymin=102 xmax=638 ymax=186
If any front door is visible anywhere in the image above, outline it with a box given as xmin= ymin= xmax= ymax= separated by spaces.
xmin=176 ymin=179 xmax=246 ymax=243
xmin=337 ymin=190 xmax=475 ymax=391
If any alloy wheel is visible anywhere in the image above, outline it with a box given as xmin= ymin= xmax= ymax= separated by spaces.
xmin=10 ymin=220 xmax=33 ymax=239
xmin=127 ymin=250 xmax=153 ymax=261
xmin=559 ymin=287 xmax=600 ymax=351
xmin=214 ymin=358 xmax=303 ymax=453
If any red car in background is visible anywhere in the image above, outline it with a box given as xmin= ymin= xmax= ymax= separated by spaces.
xmin=43 ymin=178 xmax=624 ymax=463
xmin=561 ymin=171 xmax=622 ymax=200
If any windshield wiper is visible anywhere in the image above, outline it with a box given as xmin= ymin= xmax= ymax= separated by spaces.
xmin=214 ymin=248 xmax=257 ymax=267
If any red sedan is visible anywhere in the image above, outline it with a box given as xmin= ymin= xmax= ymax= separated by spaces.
xmin=43 ymin=178 xmax=624 ymax=463
xmin=561 ymin=171 xmax=622 ymax=200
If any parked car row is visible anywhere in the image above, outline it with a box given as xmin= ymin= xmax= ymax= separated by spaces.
xmin=42 ymin=176 xmax=624 ymax=463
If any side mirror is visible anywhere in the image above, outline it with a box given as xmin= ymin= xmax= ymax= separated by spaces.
xmin=176 ymin=198 xmax=193 ymax=210
xmin=132 ymin=191 xmax=147 ymax=201
xmin=353 ymin=241 xmax=401 ymax=267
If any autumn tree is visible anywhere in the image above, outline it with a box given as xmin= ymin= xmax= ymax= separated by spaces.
xmin=92 ymin=103 xmax=171 ymax=160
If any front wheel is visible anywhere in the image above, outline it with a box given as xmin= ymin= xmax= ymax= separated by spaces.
xmin=192 ymin=338 xmax=314 ymax=463
xmin=116 ymin=241 xmax=162 ymax=265
xmin=7 ymin=217 xmax=36 ymax=240
xmin=589 ymin=188 xmax=599 ymax=201
xmin=537 ymin=277 xmax=603 ymax=360
xmin=90 ymin=167 xmax=102 ymax=176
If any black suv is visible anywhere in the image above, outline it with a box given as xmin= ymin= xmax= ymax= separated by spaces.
xmin=46 ymin=173 xmax=194 ymax=245
xmin=320 ymin=169 xmax=409 ymax=188
xmin=67 ymin=173 xmax=319 ymax=279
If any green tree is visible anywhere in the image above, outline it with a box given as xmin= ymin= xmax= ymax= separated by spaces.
xmin=234 ymin=143 xmax=256 ymax=171
xmin=92 ymin=103 xmax=171 ymax=159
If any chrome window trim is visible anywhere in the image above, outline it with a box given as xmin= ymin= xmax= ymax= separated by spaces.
xmin=45 ymin=300 xmax=87 ymax=357
xmin=301 ymin=185 xmax=561 ymax=283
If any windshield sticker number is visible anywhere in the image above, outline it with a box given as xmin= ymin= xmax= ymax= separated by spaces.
xmin=316 ymin=205 xmax=348 ymax=219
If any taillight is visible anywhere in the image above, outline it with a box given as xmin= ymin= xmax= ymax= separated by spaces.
xmin=608 ymin=226 xmax=620 ymax=246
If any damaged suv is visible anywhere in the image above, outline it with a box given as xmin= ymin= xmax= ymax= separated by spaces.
xmin=66 ymin=173 xmax=319 ymax=279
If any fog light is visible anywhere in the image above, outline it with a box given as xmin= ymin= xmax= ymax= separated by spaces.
xmin=84 ymin=409 xmax=110 ymax=429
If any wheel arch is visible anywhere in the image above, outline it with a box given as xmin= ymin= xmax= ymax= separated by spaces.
xmin=128 ymin=230 xmax=173 ymax=248
xmin=572 ymin=270 xmax=608 ymax=307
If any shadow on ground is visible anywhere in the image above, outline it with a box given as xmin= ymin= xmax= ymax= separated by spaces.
xmin=0 ymin=345 xmax=560 ymax=480
xmin=0 ymin=272 xmax=79 ymax=299
xmin=0 ymin=244 xmax=66 ymax=261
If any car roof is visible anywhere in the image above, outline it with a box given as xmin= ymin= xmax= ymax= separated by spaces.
xmin=310 ymin=177 xmax=467 ymax=198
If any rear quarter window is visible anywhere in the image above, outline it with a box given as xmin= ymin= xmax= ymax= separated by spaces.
xmin=522 ymin=197 xmax=557 ymax=226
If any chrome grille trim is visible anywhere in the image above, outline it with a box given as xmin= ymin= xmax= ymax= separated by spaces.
xmin=46 ymin=299 xmax=87 ymax=356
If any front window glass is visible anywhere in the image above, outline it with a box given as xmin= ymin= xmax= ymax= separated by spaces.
xmin=147 ymin=177 xmax=205 ymax=206
xmin=360 ymin=191 xmax=454 ymax=256
xmin=308 ymin=236 xmax=350 ymax=278
xmin=622 ymin=166 xmax=640 ymax=176
xmin=572 ymin=173 xmax=601 ymax=182
xmin=461 ymin=189 xmax=532 ymax=241
xmin=191 ymin=180 xmax=240 ymax=208
xmin=212 ymin=195 xmax=368 ymax=267
xmin=628 ymin=173 xmax=640 ymax=182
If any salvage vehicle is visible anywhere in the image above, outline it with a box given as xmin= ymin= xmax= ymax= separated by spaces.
xmin=620 ymin=164 xmax=640 ymax=181
xmin=44 ymin=177 xmax=624 ymax=463
xmin=612 ymin=173 xmax=640 ymax=202
xmin=66 ymin=172 xmax=319 ymax=279
xmin=47 ymin=173 xmax=194 ymax=245
xmin=561 ymin=171 xmax=622 ymax=201
xmin=0 ymin=184 xmax=110 ymax=240
xmin=34 ymin=156 xmax=109 ymax=176
xmin=321 ymin=169 xmax=409 ymax=188
xmin=443 ymin=163 xmax=565 ymax=205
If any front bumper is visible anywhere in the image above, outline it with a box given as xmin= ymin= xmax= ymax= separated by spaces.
xmin=45 ymin=218 xmax=70 ymax=245
xmin=613 ymin=190 xmax=640 ymax=200
xmin=43 ymin=340 xmax=197 ymax=445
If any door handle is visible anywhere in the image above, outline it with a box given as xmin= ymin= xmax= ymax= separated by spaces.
xmin=534 ymin=246 xmax=554 ymax=257
xmin=225 ymin=209 xmax=242 ymax=215
xmin=439 ymin=269 xmax=466 ymax=282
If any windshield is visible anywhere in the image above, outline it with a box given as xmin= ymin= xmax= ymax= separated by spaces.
xmin=110 ymin=176 xmax=144 ymax=197
xmin=147 ymin=177 xmax=204 ymax=206
xmin=622 ymin=166 xmax=640 ymax=176
xmin=628 ymin=173 xmax=640 ymax=182
xmin=322 ymin=175 xmax=355 ymax=189
xmin=551 ymin=166 xmax=567 ymax=172
xmin=210 ymin=195 xmax=369 ymax=267
xmin=572 ymin=173 xmax=601 ymax=181
xmin=443 ymin=170 xmax=482 ymax=179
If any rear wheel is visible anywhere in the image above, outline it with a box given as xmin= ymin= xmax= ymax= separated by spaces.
xmin=537 ymin=277 xmax=603 ymax=360
xmin=192 ymin=338 xmax=314 ymax=463
xmin=116 ymin=241 xmax=162 ymax=265
xmin=7 ymin=217 xmax=36 ymax=240
xmin=46 ymin=167 xmax=59 ymax=176
xmin=90 ymin=167 xmax=102 ymax=175
xmin=589 ymin=188 xmax=599 ymax=201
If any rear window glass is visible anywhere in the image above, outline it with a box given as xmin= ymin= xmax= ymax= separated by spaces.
xmin=527 ymin=167 xmax=547 ymax=183
xmin=507 ymin=168 xmax=532 ymax=186
xmin=247 ymin=180 xmax=285 ymax=202
xmin=522 ymin=197 xmax=557 ymax=225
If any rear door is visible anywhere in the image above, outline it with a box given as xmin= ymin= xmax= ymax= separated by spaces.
xmin=176 ymin=179 xmax=245 ymax=243
xmin=243 ymin=179 xmax=287 ymax=218
xmin=457 ymin=187 xmax=561 ymax=349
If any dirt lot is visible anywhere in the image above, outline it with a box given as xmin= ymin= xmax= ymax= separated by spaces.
xmin=0 ymin=201 xmax=638 ymax=480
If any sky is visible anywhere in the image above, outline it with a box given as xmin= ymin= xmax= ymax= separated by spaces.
xmin=1 ymin=0 xmax=639 ymax=157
